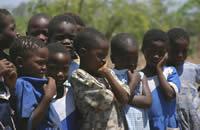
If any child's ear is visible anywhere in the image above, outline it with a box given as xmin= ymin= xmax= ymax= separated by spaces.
xmin=79 ymin=48 xmax=87 ymax=57
xmin=15 ymin=56 xmax=24 ymax=68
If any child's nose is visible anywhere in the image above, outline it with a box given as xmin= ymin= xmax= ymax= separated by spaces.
xmin=38 ymin=34 xmax=47 ymax=42
xmin=57 ymin=72 xmax=65 ymax=80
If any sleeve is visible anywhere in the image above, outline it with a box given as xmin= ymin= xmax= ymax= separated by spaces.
xmin=15 ymin=79 xmax=38 ymax=118
xmin=167 ymin=67 xmax=181 ymax=94
xmin=70 ymin=71 xmax=114 ymax=111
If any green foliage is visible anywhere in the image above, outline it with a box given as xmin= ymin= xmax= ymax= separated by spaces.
xmin=12 ymin=0 xmax=200 ymax=54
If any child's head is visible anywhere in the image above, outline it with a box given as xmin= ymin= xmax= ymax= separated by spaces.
xmin=74 ymin=28 xmax=108 ymax=75
xmin=26 ymin=13 xmax=50 ymax=43
xmin=9 ymin=36 xmax=48 ymax=78
xmin=142 ymin=29 xmax=169 ymax=68
xmin=167 ymin=28 xmax=189 ymax=66
xmin=111 ymin=33 xmax=138 ymax=71
xmin=48 ymin=14 xmax=76 ymax=44
xmin=0 ymin=9 xmax=16 ymax=50
xmin=64 ymin=12 xmax=85 ymax=32
xmin=47 ymin=43 xmax=71 ymax=84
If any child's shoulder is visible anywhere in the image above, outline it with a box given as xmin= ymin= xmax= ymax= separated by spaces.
xmin=163 ymin=66 xmax=177 ymax=76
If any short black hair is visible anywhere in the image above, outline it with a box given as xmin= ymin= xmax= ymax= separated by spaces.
xmin=142 ymin=29 xmax=169 ymax=52
xmin=73 ymin=27 xmax=106 ymax=55
xmin=167 ymin=28 xmax=190 ymax=45
xmin=47 ymin=43 xmax=70 ymax=55
xmin=111 ymin=33 xmax=137 ymax=55
xmin=48 ymin=14 xmax=76 ymax=39
xmin=64 ymin=12 xmax=85 ymax=27
xmin=9 ymin=36 xmax=46 ymax=62
xmin=0 ymin=9 xmax=12 ymax=32
xmin=27 ymin=13 xmax=50 ymax=32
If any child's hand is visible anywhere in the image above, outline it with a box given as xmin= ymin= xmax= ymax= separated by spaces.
xmin=98 ymin=67 xmax=111 ymax=77
xmin=4 ymin=67 xmax=17 ymax=89
xmin=43 ymin=77 xmax=57 ymax=101
xmin=128 ymin=70 xmax=141 ymax=84
xmin=0 ymin=59 xmax=14 ymax=76
xmin=156 ymin=53 xmax=168 ymax=70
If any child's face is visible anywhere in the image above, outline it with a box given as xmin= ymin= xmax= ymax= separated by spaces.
xmin=81 ymin=40 xmax=109 ymax=75
xmin=50 ymin=22 xmax=76 ymax=44
xmin=112 ymin=46 xmax=138 ymax=71
xmin=0 ymin=15 xmax=16 ymax=49
xmin=22 ymin=47 xmax=48 ymax=78
xmin=47 ymin=53 xmax=71 ymax=85
xmin=143 ymin=41 xmax=167 ymax=67
xmin=27 ymin=17 xmax=49 ymax=43
xmin=168 ymin=38 xmax=189 ymax=66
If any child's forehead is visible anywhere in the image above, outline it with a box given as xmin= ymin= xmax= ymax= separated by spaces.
xmin=49 ymin=52 xmax=71 ymax=64
xmin=29 ymin=17 xmax=49 ymax=27
xmin=56 ymin=21 xmax=76 ymax=32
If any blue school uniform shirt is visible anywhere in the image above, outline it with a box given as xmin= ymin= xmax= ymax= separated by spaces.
xmin=15 ymin=76 xmax=62 ymax=130
xmin=52 ymin=80 xmax=78 ymax=130
xmin=113 ymin=69 xmax=150 ymax=130
xmin=147 ymin=66 xmax=181 ymax=130
xmin=68 ymin=60 xmax=79 ymax=79
xmin=175 ymin=62 xmax=200 ymax=130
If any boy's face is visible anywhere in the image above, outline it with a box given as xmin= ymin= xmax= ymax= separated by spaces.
xmin=81 ymin=40 xmax=109 ymax=75
xmin=27 ymin=17 xmax=49 ymax=43
xmin=143 ymin=41 xmax=167 ymax=67
xmin=0 ymin=15 xmax=16 ymax=49
xmin=47 ymin=52 xmax=71 ymax=85
xmin=112 ymin=46 xmax=138 ymax=71
xmin=168 ymin=38 xmax=189 ymax=66
xmin=22 ymin=47 xmax=48 ymax=78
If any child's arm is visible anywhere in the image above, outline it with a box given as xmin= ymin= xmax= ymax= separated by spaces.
xmin=129 ymin=75 xmax=152 ymax=108
xmin=128 ymin=70 xmax=141 ymax=97
xmin=157 ymin=53 xmax=176 ymax=100
xmin=30 ymin=77 xmax=56 ymax=130
xmin=98 ymin=67 xmax=130 ymax=105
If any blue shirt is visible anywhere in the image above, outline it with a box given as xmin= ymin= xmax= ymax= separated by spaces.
xmin=147 ymin=66 xmax=181 ymax=130
xmin=15 ymin=77 xmax=62 ymax=130
xmin=52 ymin=81 xmax=78 ymax=130
xmin=113 ymin=69 xmax=150 ymax=130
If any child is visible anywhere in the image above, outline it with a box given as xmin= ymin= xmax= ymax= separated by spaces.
xmin=70 ymin=28 xmax=130 ymax=130
xmin=167 ymin=28 xmax=200 ymax=130
xmin=141 ymin=29 xmax=181 ymax=130
xmin=9 ymin=36 xmax=60 ymax=130
xmin=0 ymin=8 xmax=17 ymax=130
xmin=26 ymin=13 xmax=50 ymax=43
xmin=48 ymin=14 xmax=79 ymax=78
xmin=111 ymin=33 xmax=151 ymax=130
xmin=47 ymin=43 xmax=77 ymax=130
xmin=0 ymin=9 xmax=16 ymax=60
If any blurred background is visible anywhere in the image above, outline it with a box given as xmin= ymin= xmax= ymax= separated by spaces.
xmin=0 ymin=0 xmax=199 ymax=67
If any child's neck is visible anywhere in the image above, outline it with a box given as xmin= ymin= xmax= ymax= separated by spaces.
xmin=142 ymin=65 xmax=157 ymax=77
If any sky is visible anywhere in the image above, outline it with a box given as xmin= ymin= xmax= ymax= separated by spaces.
xmin=0 ymin=0 xmax=30 ymax=9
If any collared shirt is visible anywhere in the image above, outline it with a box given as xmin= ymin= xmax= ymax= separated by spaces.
xmin=70 ymin=69 xmax=130 ymax=130
xmin=147 ymin=66 xmax=181 ymax=130
xmin=113 ymin=69 xmax=150 ymax=130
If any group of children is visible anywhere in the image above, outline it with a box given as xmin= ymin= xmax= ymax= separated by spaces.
xmin=0 ymin=8 xmax=199 ymax=130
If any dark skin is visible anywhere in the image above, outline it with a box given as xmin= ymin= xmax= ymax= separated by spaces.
xmin=27 ymin=17 xmax=49 ymax=43
xmin=79 ymin=39 xmax=130 ymax=104
xmin=16 ymin=47 xmax=56 ymax=130
xmin=0 ymin=15 xmax=16 ymax=50
xmin=142 ymin=41 xmax=176 ymax=100
xmin=47 ymin=52 xmax=71 ymax=99
xmin=0 ymin=59 xmax=17 ymax=90
xmin=167 ymin=37 xmax=189 ymax=67
xmin=112 ymin=43 xmax=151 ymax=108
